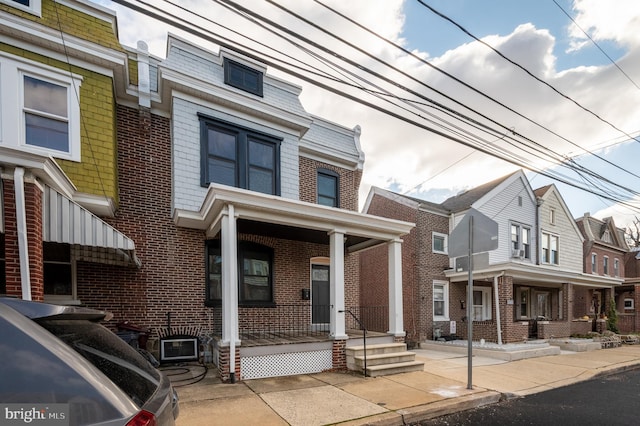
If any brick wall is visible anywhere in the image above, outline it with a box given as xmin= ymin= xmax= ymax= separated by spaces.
xmin=1 ymin=178 xmax=44 ymax=301
xmin=298 ymin=157 xmax=361 ymax=211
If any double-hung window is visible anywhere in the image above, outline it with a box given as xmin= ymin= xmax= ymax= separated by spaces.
xmin=200 ymin=116 xmax=281 ymax=195
xmin=603 ymin=256 xmax=609 ymax=275
xmin=317 ymin=169 xmax=339 ymax=207
xmin=205 ymin=240 xmax=274 ymax=306
xmin=0 ymin=53 xmax=81 ymax=161
xmin=541 ymin=232 xmax=559 ymax=265
xmin=614 ymin=258 xmax=620 ymax=277
xmin=433 ymin=281 xmax=449 ymax=320
xmin=591 ymin=253 xmax=597 ymax=274
xmin=432 ymin=232 xmax=448 ymax=254
xmin=511 ymin=223 xmax=531 ymax=259
xmin=470 ymin=287 xmax=492 ymax=321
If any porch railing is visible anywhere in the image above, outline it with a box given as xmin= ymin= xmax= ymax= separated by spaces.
xmin=209 ymin=304 xmax=389 ymax=340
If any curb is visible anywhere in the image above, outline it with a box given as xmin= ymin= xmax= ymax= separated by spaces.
xmin=398 ymin=391 xmax=502 ymax=425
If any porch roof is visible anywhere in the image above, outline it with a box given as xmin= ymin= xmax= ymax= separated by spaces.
xmin=173 ymin=183 xmax=415 ymax=252
xmin=445 ymin=261 xmax=623 ymax=288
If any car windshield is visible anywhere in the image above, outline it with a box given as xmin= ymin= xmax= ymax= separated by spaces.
xmin=38 ymin=319 xmax=160 ymax=407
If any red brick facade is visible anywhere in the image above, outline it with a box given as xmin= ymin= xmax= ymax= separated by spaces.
xmin=2 ymin=178 xmax=44 ymax=301
xmin=360 ymin=193 xmax=450 ymax=345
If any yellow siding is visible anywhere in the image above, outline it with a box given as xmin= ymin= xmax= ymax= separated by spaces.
xmin=0 ymin=0 xmax=124 ymax=52
xmin=0 ymin=43 xmax=118 ymax=203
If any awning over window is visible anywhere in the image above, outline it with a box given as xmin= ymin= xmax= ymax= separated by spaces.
xmin=43 ymin=186 xmax=140 ymax=268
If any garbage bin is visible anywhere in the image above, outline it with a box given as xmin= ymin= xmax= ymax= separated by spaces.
xmin=117 ymin=321 xmax=149 ymax=350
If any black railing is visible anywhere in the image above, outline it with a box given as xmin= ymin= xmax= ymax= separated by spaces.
xmin=238 ymin=304 xmax=330 ymax=340
xmin=208 ymin=304 xmax=388 ymax=341
xmin=341 ymin=309 xmax=368 ymax=377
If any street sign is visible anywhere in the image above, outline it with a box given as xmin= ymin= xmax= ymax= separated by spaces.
xmin=448 ymin=208 xmax=498 ymax=258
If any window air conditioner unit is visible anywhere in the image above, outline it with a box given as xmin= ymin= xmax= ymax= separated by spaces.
xmin=512 ymin=249 xmax=525 ymax=258
xmin=160 ymin=337 xmax=199 ymax=362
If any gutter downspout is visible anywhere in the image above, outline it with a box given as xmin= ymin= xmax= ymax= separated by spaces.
xmin=536 ymin=197 xmax=543 ymax=265
xmin=494 ymin=272 xmax=505 ymax=345
xmin=14 ymin=167 xmax=32 ymax=301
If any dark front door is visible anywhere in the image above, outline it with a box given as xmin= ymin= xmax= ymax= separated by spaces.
xmin=312 ymin=264 xmax=330 ymax=324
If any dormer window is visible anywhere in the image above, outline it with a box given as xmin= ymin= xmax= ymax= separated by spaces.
xmin=223 ymin=58 xmax=263 ymax=97
xmin=603 ymin=229 xmax=612 ymax=243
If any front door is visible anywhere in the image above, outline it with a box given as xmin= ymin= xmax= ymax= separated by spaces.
xmin=312 ymin=264 xmax=330 ymax=325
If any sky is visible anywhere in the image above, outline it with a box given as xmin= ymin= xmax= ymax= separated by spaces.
xmin=95 ymin=0 xmax=640 ymax=234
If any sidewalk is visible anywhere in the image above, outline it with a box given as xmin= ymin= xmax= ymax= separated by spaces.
xmin=173 ymin=344 xmax=640 ymax=426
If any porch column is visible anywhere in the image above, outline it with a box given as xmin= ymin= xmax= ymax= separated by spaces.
xmin=220 ymin=204 xmax=239 ymax=345
xmin=388 ymin=238 xmax=405 ymax=337
xmin=329 ymin=229 xmax=347 ymax=339
xmin=14 ymin=168 xmax=32 ymax=301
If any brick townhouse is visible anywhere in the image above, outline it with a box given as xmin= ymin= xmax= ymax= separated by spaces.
xmin=0 ymin=0 xmax=414 ymax=381
xmin=362 ymin=171 xmax=622 ymax=345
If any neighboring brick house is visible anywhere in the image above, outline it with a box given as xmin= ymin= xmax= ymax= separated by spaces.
xmin=1 ymin=1 xmax=413 ymax=381
xmin=1 ymin=0 xmax=140 ymax=304
xmin=361 ymin=187 xmax=449 ymax=346
xmin=576 ymin=213 xmax=630 ymax=330
xmin=623 ymin=249 xmax=640 ymax=332
xmin=362 ymin=171 xmax=622 ymax=345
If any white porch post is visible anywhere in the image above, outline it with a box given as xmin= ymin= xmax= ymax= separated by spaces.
xmin=329 ymin=230 xmax=348 ymax=339
xmin=220 ymin=204 xmax=239 ymax=345
xmin=388 ymin=238 xmax=405 ymax=337
xmin=14 ymin=167 xmax=31 ymax=301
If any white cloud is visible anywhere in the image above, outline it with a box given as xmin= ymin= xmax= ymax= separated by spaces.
xmin=94 ymin=0 xmax=640 ymax=228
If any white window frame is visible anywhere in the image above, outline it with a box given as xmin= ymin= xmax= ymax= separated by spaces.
xmin=541 ymin=232 xmax=559 ymax=265
xmin=432 ymin=232 xmax=448 ymax=255
xmin=614 ymin=258 xmax=620 ymax=277
xmin=468 ymin=286 xmax=492 ymax=321
xmin=603 ymin=256 xmax=609 ymax=275
xmin=516 ymin=286 xmax=530 ymax=319
xmin=591 ymin=253 xmax=597 ymax=274
xmin=0 ymin=0 xmax=41 ymax=16
xmin=624 ymin=298 xmax=634 ymax=310
xmin=433 ymin=280 xmax=449 ymax=321
xmin=43 ymin=246 xmax=79 ymax=305
xmin=549 ymin=208 xmax=556 ymax=225
xmin=0 ymin=52 xmax=82 ymax=161
xmin=510 ymin=222 xmax=531 ymax=260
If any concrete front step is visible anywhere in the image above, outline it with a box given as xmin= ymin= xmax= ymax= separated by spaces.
xmin=346 ymin=343 xmax=425 ymax=376
xmin=347 ymin=342 xmax=407 ymax=357
xmin=366 ymin=360 xmax=425 ymax=377
xmin=351 ymin=351 xmax=417 ymax=368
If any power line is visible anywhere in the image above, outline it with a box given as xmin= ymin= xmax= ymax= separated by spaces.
xmin=415 ymin=0 xmax=640 ymax=146
xmin=553 ymin=0 xmax=640 ymax=91
xmin=108 ymin=0 xmax=640 ymax=213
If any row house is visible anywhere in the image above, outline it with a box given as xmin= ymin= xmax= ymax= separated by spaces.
xmin=575 ymin=214 xmax=630 ymax=330
xmin=0 ymin=0 xmax=413 ymax=381
xmin=362 ymin=170 xmax=623 ymax=345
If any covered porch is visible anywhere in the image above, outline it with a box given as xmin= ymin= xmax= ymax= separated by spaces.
xmin=174 ymin=183 xmax=414 ymax=381
xmin=446 ymin=263 xmax=622 ymax=344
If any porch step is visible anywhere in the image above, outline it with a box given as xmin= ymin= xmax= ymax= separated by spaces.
xmin=346 ymin=343 xmax=424 ymax=377
xmin=366 ymin=360 xmax=426 ymax=377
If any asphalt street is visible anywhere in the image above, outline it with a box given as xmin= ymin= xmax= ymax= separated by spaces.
xmin=421 ymin=367 xmax=640 ymax=425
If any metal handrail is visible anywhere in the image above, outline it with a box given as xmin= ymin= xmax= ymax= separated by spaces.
xmin=340 ymin=309 xmax=367 ymax=377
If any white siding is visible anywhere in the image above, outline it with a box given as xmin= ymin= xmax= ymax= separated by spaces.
xmin=475 ymin=177 xmax=537 ymax=265
xmin=539 ymin=190 xmax=583 ymax=272
xmin=172 ymin=97 xmax=300 ymax=212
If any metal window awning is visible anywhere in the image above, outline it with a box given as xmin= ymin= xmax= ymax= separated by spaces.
xmin=43 ymin=186 xmax=141 ymax=268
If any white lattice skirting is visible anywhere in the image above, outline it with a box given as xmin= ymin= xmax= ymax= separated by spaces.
xmin=241 ymin=350 xmax=333 ymax=380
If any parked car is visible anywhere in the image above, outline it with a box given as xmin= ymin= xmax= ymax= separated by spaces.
xmin=0 ymin=297 xmax=179 ymax=425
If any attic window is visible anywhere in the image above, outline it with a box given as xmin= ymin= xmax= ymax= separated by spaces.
xmin=603 ymin=229 xmax=612 ymax=243
xmin=223 ymin=58 xmax=263 ymax=97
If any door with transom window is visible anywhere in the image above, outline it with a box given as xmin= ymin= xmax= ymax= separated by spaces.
xmin=311 ymin=264 xmax=330 ymax=326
